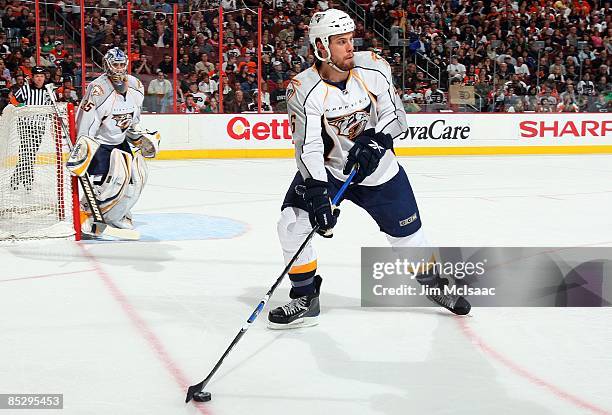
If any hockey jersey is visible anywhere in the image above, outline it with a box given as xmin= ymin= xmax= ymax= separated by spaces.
xmin=76 ymin=74 xmax=144 ymax=146
xmin=286 ymin=51 xmax=407 ymax=186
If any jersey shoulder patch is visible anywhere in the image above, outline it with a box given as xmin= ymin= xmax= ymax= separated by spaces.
xmin=289 ymin=67 xmax=323 ymax=105
xmin=352 ymin=51 xmax=391 ymax=71
xmin=87 ymin=76 xmax=112 ymax=102
xmin=127 ymin=75 xmax=144 ymax=95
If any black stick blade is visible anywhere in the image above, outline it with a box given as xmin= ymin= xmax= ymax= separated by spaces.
xmin=185 ymin=383 xmax=204 ymax=403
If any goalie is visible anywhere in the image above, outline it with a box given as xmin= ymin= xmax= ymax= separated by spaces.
xmin=72 ymin=48 xmax=160 ymax=235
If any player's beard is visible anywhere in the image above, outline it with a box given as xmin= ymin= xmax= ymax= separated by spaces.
xmin=331 ymin=55 xmax=355 ymax=72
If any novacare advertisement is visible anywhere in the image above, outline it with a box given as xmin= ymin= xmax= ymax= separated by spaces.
xmin=143 ymin=113 xmax=612 ymax=159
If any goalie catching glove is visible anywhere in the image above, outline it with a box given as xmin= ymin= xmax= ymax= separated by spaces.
xmin=126 ymin=126 xmax=160 ymax=158
xmin=343 ymin=129 xmax=393 ymax=184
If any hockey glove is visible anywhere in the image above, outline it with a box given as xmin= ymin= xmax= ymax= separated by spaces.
xmin=303 ymin=178 xmax=340 ymax=238
xmin=343 ymin=129 xmax=393 ymax=183
xmin=66 ymin=135 xmax=100 ymax=177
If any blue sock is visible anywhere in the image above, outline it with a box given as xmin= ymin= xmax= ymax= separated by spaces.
xmin=289 ymin=270 xmax=317 ymax=297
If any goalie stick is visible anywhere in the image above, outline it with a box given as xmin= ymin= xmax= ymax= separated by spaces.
xmin=185 ymin=169 xmax=357 ymax=403
xmin=44 ymin=84 xmax=140 ymax=240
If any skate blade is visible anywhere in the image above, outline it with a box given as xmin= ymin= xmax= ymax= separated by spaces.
xmin=267 ymin=316 xmax=319 ymax=330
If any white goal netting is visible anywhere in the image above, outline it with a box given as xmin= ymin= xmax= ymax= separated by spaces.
xmin=0 ymin=104 xmax=78 ymax=240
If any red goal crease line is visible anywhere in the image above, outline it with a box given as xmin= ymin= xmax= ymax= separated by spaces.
xmin=155 ymin=146 xmax=612 ymax=160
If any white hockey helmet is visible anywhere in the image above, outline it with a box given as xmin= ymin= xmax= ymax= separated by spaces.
xmin=308 ymin=9 xmax=355 ymax=69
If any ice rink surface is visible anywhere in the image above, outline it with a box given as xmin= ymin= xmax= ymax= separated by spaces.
xmin=2 ymin=155 xmax=612 ymax=415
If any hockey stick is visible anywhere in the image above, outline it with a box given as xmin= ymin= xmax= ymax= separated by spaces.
xmin=44 ymin=84 xmax=139 ymax=240
xmin=185 ymin=169 xmax=357 ymax=403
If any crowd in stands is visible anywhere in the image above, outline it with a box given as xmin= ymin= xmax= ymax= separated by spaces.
xmin=373 ymin=0 xmax=611 ymax=112
xmin=0 ymin=0 xmax=609 ymax=114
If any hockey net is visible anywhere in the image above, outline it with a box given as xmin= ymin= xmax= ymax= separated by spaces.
xmin=0 ymin=103 xmax=80 ymax=240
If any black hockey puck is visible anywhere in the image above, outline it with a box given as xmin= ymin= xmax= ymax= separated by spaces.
xmin=193 ymin=391 xmax=212 ymax=402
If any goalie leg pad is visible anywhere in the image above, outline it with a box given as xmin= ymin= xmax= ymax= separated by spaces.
xmin=83 ymin=148 xmax=133 ymax=228
xmin=120 ymin=152 xmax=149 ymax=226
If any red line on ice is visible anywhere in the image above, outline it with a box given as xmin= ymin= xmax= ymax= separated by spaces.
xmin=79 ymin=244 xmax=211 ymax=415
xmin=456 ymin=317 xmax=611 ymax=415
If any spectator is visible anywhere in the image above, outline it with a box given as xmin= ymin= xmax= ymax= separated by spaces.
xmin=557 ymin=95 xmax=580 ymax=112
xmin=538 ymin=97 xmax=555 ymax=113
xmin=179 ymin=93 xmax=199 ymax=113
xmin=152 ymin=20 xmax=172 ymax=48
xmin=424 ymin=81 xmax=446 ymax=105
xmin=56 ymin=77 xmax=78 ymax=103
xmin=447 ymin=56 xmax=466 ymax=81
xmin=0 ymin=59 xmax=11 ymax=82
xmin=202 ymin=96 xmax=219 ymax=113
xmin=269 ymin=61 xmax=288 ymax=84
xmin=187 ymin=82 xmax=207 ymax=110
xmin=134 ymin=55 xmax=153 ymax=75
xmin=588 ymin=94 xmax=609 ymax=112
xmin=147 ymin=70 xmax=172 ymax=112
xmin=157 ymin=54 xmax=173 ymax=75
xmin=0 ymin=33 xmax=11 ymax=58
xmin=40 ymin=33 xmax=54 ymax=56
xmin=402 ymin=94 xmax=421 ymax=113
xmin=178 ymin=53 xmax=195 ymax=75
xmin=225 ymin=89 xmax=249 ymax=113
xmin=577 ymin=73 xmax=596 ymax=96
xmin=195 ymin=53 xmax=215 ymax=74
xmin=241 ymin=72 xmax=257 ymax=94
xmin=49 ymin=41 xmax=68 ymax=65
xmin=198 ymin=72 xmax=217 ymax=97
xmin=60 ymin=54 xmax=77 ymax=78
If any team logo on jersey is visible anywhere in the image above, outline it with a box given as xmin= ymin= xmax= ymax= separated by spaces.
xmin=286 ymin=79 xmax=300 ymax=101
xmin=112 ymin=112 xmax=134 ymax=131
xmin=91 ymin=85 xmax=105 ymax=97
xmin=327 ymin=110 xmax=370 ymax=141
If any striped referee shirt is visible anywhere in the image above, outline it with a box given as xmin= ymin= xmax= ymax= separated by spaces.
xmin=13 ymin=82 xmax=52 ymax=105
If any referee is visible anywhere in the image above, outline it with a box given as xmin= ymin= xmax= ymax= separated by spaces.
xmin=10 ymin=66 xmax=53 ymax=191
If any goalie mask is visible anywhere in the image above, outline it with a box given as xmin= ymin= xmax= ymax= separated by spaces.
xmin=308 ymin=9 xmax=355 ymax=73
xmin=103 ymin=48 xmax=129 ymax=93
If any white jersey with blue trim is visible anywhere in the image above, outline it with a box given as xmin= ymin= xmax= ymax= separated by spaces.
xmin=76 ymin=74 xmax=145 ymax=146
xmin=286 ymin=51 xmax=407 ymax=186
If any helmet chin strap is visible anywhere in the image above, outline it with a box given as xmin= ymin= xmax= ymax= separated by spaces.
xmin=314 ymin=43 xmax=348 ymax=74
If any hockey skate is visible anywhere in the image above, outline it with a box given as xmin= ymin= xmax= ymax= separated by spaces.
xmin=416 ymin=272 xmax=471 ymax=315
xmin=268 ymin=275 xmax=322 ymax=329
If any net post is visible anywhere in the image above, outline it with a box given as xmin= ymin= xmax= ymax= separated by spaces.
xmin=67 ymin=103 xmax=81 ymax=241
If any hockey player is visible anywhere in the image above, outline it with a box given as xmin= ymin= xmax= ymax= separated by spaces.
xmin=268 ymin=9 xmax=471 ymax=329
xmin=71 ymin=48 xmax=160 ymax=235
